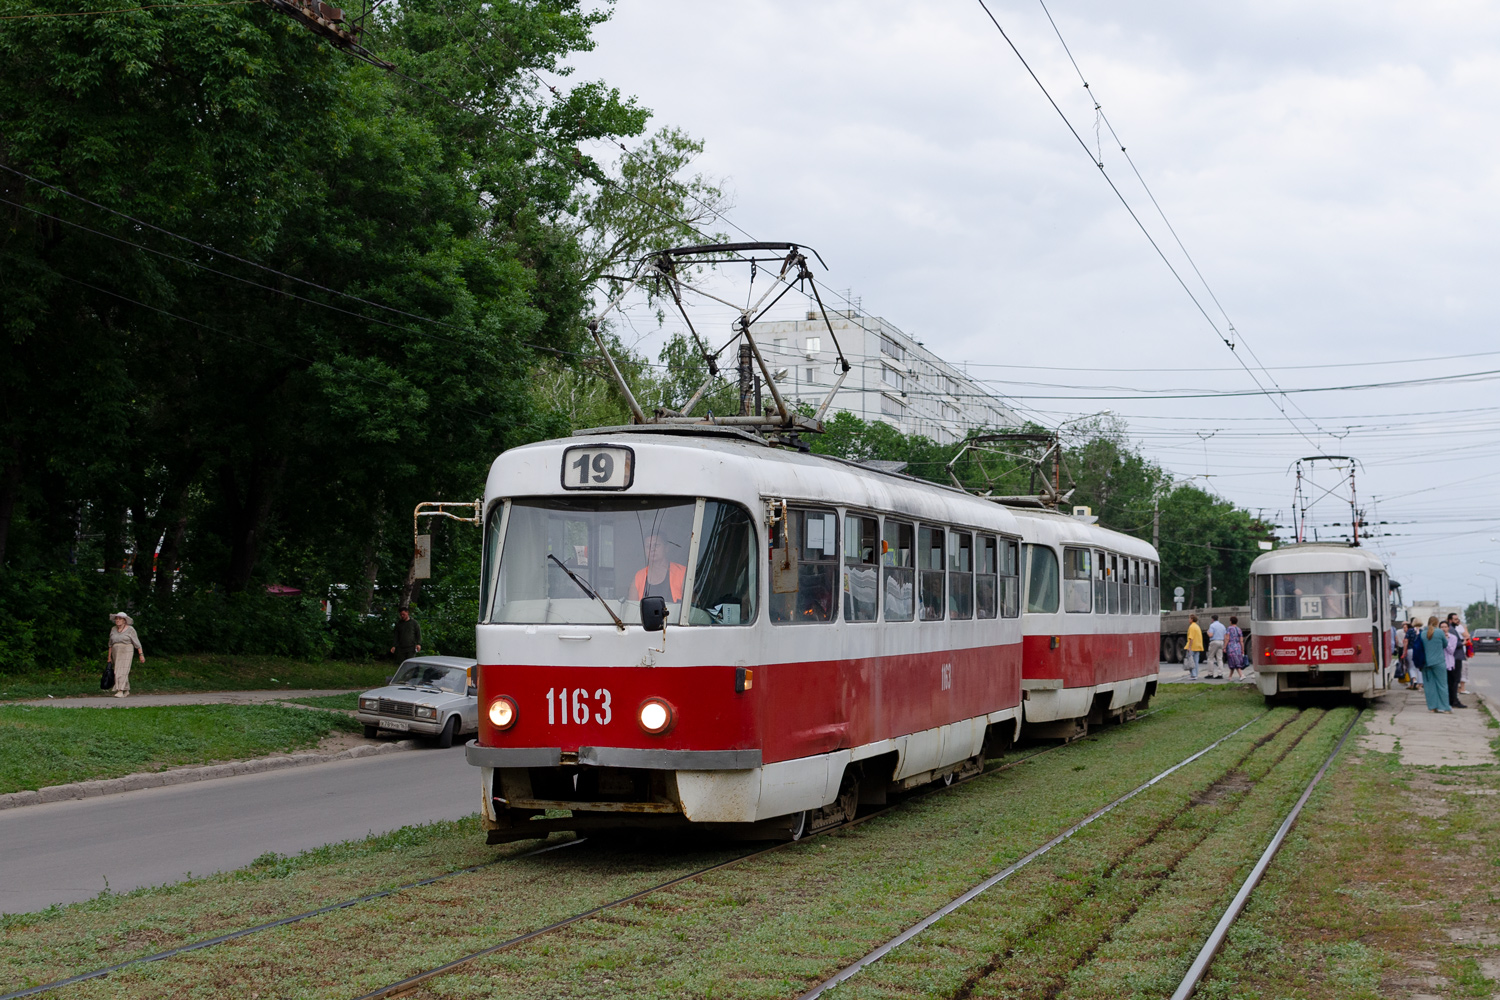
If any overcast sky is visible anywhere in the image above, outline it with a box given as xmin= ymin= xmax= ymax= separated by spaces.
xmin=568 ymin=0 xmax=1500 ymax=610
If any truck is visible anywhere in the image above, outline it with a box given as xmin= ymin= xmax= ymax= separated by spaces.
xmin=1158 ymin=606 xmax=1252 ymax=664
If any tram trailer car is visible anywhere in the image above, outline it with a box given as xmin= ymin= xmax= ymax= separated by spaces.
xmin=1248 ymin=543 xmax=1392 ymax=700
xmin=1009 ymin=508 xmax=1160 ymax=739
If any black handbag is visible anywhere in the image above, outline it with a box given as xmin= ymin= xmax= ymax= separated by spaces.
xmin=100 ymin=664 xmax=115 ymax=690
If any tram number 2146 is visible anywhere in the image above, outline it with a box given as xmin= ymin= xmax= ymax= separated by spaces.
xmin=546 ymin=687 xmax=613 ymax=725
xmin=1293 ymin=644 xmax=1331 ymax=662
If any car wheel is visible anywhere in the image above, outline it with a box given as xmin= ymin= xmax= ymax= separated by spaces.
xmin=363 ymin=724 xmax=378 ymax=739
xmin=435 ymin=715 xmax=459 ymax=749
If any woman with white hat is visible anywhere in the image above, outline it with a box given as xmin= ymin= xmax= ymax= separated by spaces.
xmin=107 ymin=613 xmax=144 ymax=697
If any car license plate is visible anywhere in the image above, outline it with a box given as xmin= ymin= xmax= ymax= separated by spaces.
xmin=379 ymin=719 xmax=410 ymax=731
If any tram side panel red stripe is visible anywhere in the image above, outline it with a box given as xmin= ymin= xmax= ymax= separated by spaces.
xmin=1021 ymin=631 xmax=1159 ymax=688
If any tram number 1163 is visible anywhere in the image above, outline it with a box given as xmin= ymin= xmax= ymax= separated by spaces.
xmin=546 ymin=687 xmax=613 ymax=725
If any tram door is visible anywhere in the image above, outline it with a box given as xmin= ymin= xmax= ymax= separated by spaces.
xmin=1370 ymin=570 xmax=1387 ymax=688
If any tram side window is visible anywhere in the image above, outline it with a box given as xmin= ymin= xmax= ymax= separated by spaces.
xmin=688 ymin=501 xmax=758 ymax=626
xmin=480 ymin=501 xmax=505 ymax=623
xmin=1150 ymin=563 xmax=1160 ymax=612
xmin=920 ymin=526 xmax=946 ymax=621
xmin=976 ymin=535 xmax=999 ymax=619
xmin=883 ymin=520 xmax=915 ymax=622
xmin=1023 ymin=544 xmax=1060 ymax=614
xmin=1097 ymin=553 xmax=1109 ymax=614
xmin=1107 ymin=553 xmax=1121 ymax=615
xmin=1130 ymin=559 xmax=1142 ymax=615
xmin=949 ymin=530 xmax=974 ymax=620
xmin=1000 ymin=538 xmax=1021 ymax=617
xmin=1063 ymin=546 xmax=1092 ymax=613
xmin=769 ymin=507 xmax=838 ymax=624
xmin=844 ymin=514 xmax=879 ymax=622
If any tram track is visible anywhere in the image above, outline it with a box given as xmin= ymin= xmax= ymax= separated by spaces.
xmin=348 ymin=703 xmax=1268 ymax=1000
xmin=0 ymin=689 xmax=1220 ymax=999
xmin=798 ymin=705 xmax=1362 ymax=1000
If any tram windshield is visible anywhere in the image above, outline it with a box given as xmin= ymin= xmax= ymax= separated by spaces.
xmin=1255 ymin=571 xmax=1369 ymax=621
xmin=487 ymin=497 xmax=758 ymax=626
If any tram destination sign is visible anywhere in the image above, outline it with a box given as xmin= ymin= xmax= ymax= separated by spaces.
xmin=560 ymin=445 xmax=634 ymax=491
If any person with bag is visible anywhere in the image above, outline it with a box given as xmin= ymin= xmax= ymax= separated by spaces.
xmin=106 ymin=612 xmax=144 ymax=698
xmin=1405 ymin=619 xmax=1423 ymax=690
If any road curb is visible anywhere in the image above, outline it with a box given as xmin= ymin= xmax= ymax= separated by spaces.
xmin=0 ymin=739 xmax=423 ymax=811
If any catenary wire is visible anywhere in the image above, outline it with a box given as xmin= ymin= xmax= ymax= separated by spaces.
xmin=971 ymin=0 xmax=1324 ymax=449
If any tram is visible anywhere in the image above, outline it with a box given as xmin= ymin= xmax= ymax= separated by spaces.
xmin=466 ymin=429 xmax=1160 ymax=842
xmin=1247 ymin=543 xmax=1392 ymax=700
xmin=1010 ymin=507 xmax=1160 ymax=739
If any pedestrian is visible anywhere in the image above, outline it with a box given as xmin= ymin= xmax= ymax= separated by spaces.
xmin=1225 ymin=615 xmax=1246 ymax=681
xmin=1407 ymin=619 xmax=1424 ymax=690
xmin=1206 ymin=614 xmax=1227 ymax=678
xmin=1447 ymin=613 xmax=1470 ymax=696
xmin=1185 ymin=614 xmax=1203 ymax=680
xmin=1442 ymin=619 xmax=1465 ymax=709
xmin=1419 ymin=616 xmax=1450 ymax=712
xmin=106 ymin=612 xmax=144 ymax=698
xmin=390 ymin=606 xmax=422 ymax=665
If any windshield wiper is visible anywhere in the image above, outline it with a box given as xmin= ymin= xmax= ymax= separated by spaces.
xmin=547 ymin=555 xmax=626 ymax=631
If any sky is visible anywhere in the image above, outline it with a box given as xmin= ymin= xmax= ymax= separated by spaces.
xmin=564 ymin=0 xmax=1500 ymax=610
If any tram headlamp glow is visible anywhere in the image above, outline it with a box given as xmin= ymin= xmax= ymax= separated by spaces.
xmin=488 ymin=696 xmax=518 ymax=730
xmin=638 ymin=698 xmax=674 ymax=735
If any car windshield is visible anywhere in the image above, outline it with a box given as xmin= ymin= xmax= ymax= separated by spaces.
xmin=391 ymin=663 xmax=469 ymax=694
xmin=1255 ymin=572 xmax=1369 ymax=621
xmin=488 ymin=496 xmax=757 ymax=626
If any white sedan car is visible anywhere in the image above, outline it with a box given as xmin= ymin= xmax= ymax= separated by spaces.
xmin=356 ymin=655 xmax=478 ymax=748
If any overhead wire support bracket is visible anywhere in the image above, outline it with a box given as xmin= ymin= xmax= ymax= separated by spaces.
xmin=582 ymin=241 xmax=846 ymax=440
xmin=255 ymin=0 xmax=394 ymax=69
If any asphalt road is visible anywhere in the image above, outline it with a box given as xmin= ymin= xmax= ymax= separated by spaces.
xmin=0 ymin=745 xmax=476 ymax=914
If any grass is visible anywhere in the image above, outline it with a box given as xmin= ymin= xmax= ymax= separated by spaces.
xmin=0 ymin=653 xmax=391 ymax=701
xmin=0 ymin=684 xmax=1271 ymax=998
xmin=1198 ymin=707 xmax=1500 ymax=999
xmin=285 ymin=692 xmax=361 ymax=711
xmin=0 ymin=703 xmax=361 ymax=794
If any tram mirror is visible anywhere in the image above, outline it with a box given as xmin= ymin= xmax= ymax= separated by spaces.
xmin=640 ymin=596 xmax=669 ymax=632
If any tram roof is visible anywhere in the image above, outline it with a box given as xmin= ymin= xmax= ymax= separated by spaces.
xmin=488 ymin=430 xmax=1031 ymax=531
xmin=1249 ymin=542 xmax=1385 ymax=574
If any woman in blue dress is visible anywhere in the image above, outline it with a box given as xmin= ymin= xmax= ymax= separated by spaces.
xmin=1419 ymin=616 xmax=1451 ymax=712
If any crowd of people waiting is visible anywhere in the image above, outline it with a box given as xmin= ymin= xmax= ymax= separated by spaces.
xmin=1394 ymin=612 xmax=1471 ymax=713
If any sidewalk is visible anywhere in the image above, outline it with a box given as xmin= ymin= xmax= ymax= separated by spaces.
xmin=1361 ymin=688 xmax=1497 ymax=767
xmin=14 ymin=689 xmax=357 ymax=708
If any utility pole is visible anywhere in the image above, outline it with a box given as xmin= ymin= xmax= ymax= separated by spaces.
xmin=1206 ymin=563 xmax=1213 ymax=608
xmin=1152 ymin=496 xmax=1160 ymax=551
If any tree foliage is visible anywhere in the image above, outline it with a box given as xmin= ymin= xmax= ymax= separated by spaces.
xmin=0 ymin=0 xmax=718 ymax=668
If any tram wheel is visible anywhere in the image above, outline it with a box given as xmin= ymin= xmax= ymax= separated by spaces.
xmin=788 ymin=810 xmax=810 ymax=841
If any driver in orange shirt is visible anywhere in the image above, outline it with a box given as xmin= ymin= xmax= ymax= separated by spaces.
xmin=631 ymin=533 xmax=687 ymax=602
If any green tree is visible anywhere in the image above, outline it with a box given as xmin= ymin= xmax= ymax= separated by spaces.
xmin=1465 ymin=600 xmax=1499 ymax=631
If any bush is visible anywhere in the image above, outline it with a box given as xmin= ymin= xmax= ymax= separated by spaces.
xmin=138 ymin=589 xmax=333 ymax=659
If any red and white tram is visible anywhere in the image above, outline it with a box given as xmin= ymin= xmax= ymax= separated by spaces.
xmin=1010 ymin=508 xmax=1160 ymax=739
xmin=1248 ymin=543 xmax=1392 ymax=700
xmin=466 ymin=430 xmax=1160 ymax=842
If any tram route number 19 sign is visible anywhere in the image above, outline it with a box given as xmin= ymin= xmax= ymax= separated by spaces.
xmin=561 ymin=445 xmax=634 ymax=491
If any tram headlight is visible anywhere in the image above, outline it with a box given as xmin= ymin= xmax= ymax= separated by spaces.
xmin=638 ymin=698 xmax=675 ymax=735
xmin=488 ymin=696 xmax=518 ymax=730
